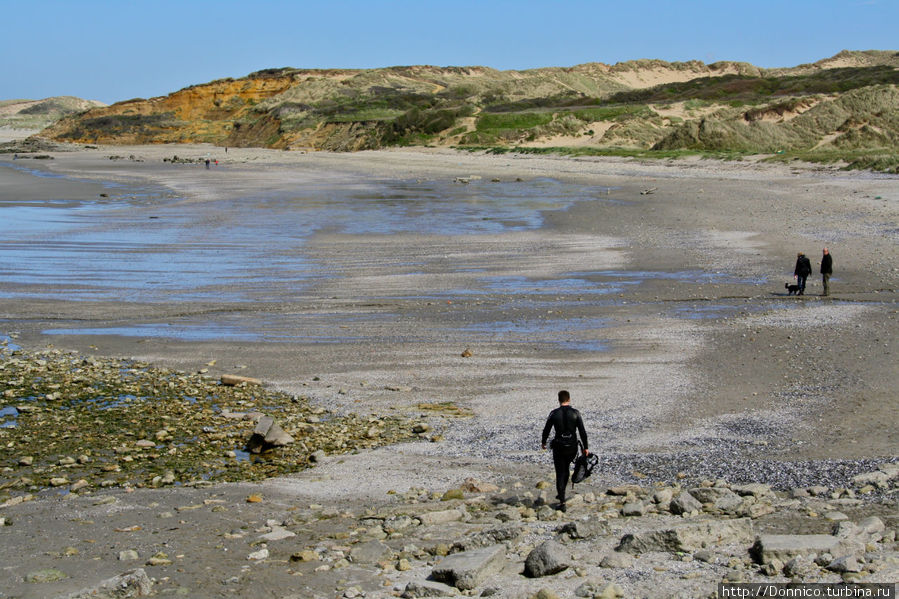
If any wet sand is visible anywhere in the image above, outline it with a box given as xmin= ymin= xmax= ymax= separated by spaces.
xmin=2 ymin=144 xmax=896 ymax=468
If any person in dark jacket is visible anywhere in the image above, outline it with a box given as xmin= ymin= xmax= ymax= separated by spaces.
xmin=820 ymin=247 xmax=833 ymax=296
xmin=541 ymin=390 xmax=589 ymax=511
xmin=794 ymin=252 xmax=812 ymax=295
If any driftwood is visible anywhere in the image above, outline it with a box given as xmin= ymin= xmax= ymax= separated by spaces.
xmin=640 ymin=187 xmax=658 ymax=195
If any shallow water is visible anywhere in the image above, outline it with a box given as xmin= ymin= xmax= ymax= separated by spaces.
xmin=1 ymin=166 xmax=757 ymax=350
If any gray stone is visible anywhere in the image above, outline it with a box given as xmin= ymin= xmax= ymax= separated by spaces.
xmin=350 ymin=540 xmax=392 ymax=564
xmin=402 ymin=580 xmax=460 ymax=598
xmin=26 ymin=568 xmax=68 ymax=583
xmin=600 ymin=551 xmax=634 ymax=569
xmin=431 ymin=545 xmax=505 ymax=590
xmin=750 ymin=535 xmax=864 ymax=565
xmin=118 ymin=550 xmax=140 ymax=561
xmin=652 ymin=488 xmax=674 ymax=504
xmin=669 ymin=492 xmax=702 ymax=515
xmin=783 ymin=555 xmax=817 ymax=578
xmin=418 ymin=508 xmax=465 ymax=526
xmin=245 ymin=415 xmax=294 ymax=454
xmin=63 ymin=568 xmax=153 ymax=598
xmin=621 ymin=501 xmax=646 ymax=517
xmin=826 ymin=555 xmax=862 ymax=573
xmin=557 ymin=518 xmax=607 ymax=540
xmin=524 ymin=541 xmax=570 ymax=578
xmin=730 ymin=483 xmax=773 ymax=498
xmin=575 ymin=581 xmax=625 ymax=598
xmin=851 ymin=471 xmax=889 ymax=489
xmin=617 ymin=518 xmax=754 ymax=554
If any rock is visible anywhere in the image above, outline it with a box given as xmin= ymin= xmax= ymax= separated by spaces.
xmin=575 ymin=581 xmax=624 ymax=598
xmin=460 ymin=477 xmax=499 ymax=493
xmin=524 ymin=541 xmax=570 ymax=578
xmin=851 ymin=471 xmax=890 ymax=489
xmin=621 ymin=501 xmax=646 ymax=517
xmin=119 ymin=550 xmax=140 ymax=561
xmin=600 ymin=551 xmax=634 ymax=569
xmin=49 ymin=477 xmax=69 ymax=487
xmin=750 ymin=534 xmax=864 ymax=565
xmin=460 ymin=348 xmax=472 ymax=357
xmin=71 ymin=479 xmax=89 ymax=492
xmin=64 ymin=568 xmax=153 ymax=598
xmin=617 ymin=518 xmax=754 ymax=554
xmin=402 ymin=580 xmax=460 ymax=597
xmin=557 ymin=518 xmax=607 ymax=540
xmin=669 ymin=491 xmax=702 ymax=515
xmin=259 ymin=526 xmax=296 ymax=542
xmin=221 ymin=374 xmax=261 ymax=386
xmin=652 ymin=488 xmax=674 ymax=505
xmin=146 ymin=552 xmax=172 ymax=566
xmin=135 ymin=440 xmax=155 ymax=448
xmin=441 ymin=488 xmax=464 ymax=501
xmin=530 ymin=589 xmax=560 ymax=599
xmin=783 ymin=555 xmax=817 ymax=578
xmin=412 ymin=423 xmax=430 ymax=434
xmin=824 ymin=511 xmax=849 ymax=522
xmin=418 ymin=508 xmax=465 ymax=526
xmin=290 ymin=550 xmax=318 ymax=562
xmin=18 ymin=456 xmax=33 ymax=466
xmin=730 ymin=483 xmax=773 ymax=498
xmin=827 ymin=555 xmax=862 ymax=573
xmin=245 ymin=415 xmax=294 ymax=454
xmin=26 ymin=568 xmax=68 ymax=583
xmin=350 ymin=540 xmax=392 ymax=564
xmin=247 ymin=548 xmax=269 ymax=561
xmin=430 ymin=545 xmax=505 ymax=590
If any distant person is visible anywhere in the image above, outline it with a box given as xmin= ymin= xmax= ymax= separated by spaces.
xmin=793 ymin=252 xmax=812 ymax=295
xmin=205 ymin=158 xmax=210 ymax=169
xmin=820 ymin=247 xmax=833 ymax=296
xmin=541 ymin=390 xmax=589 ymax=512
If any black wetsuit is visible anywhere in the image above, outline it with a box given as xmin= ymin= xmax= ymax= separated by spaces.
xmin=541 ymin=405 xmax=588 ymax=504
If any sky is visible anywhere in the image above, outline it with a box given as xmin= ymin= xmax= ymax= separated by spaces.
xmin=2 ymin=0 xmax=897 ymax=105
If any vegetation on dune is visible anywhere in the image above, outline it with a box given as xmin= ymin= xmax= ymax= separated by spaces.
xmin=32 ymin=51 xmax=899 ymax=171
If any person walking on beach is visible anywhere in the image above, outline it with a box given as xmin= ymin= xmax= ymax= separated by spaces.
xmin=794 ymin=252 xmax=812 ymax=295
xmin=820 ymin=247 xmax=833 ymax=296
xmin=541 ymin=390 xmax=589 ymax=512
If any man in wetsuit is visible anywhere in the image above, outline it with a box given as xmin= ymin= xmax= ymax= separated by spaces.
xmin=541 ymin=390 xmax=589 ymax=512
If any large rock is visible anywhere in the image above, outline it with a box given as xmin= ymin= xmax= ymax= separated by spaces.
xmin=350 ymin=540 xmax=392 ymax=564
xmin=418 ymin=508 xmax=466 ymax=526
xmin=750 ymin=534 xmax=864 ymax=565
xmin=430 ymin=545 xmax=505 ymax=590
xmin=524 ymin=541 xmax=570 ymax=578
xmin=402 ymin=580 xmax=460 ymax=597
xmin=669 ymin=491 xmax=702 ymax=515
xmin=245 ymin=415 xmax=294 ymax=454
xmin=63 ymin=569 xmax=153 ymax=598
xmin=617 ymin=518 xmax=754 ymax=554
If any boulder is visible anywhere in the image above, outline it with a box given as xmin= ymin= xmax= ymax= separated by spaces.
xmin=402 ymin=580 xmax=460 ymax=597
xmin=524 ymin=541 xmax=570 ymax=578
xmin=245 ymin=416 xmax=294 ymax=454
xmin=600 ymin=551 xmax=634 ymax=569
xmin=350 ymin=540 xmax=392 ymax=564
xmin=621 ymin=501 xmax=646 ymax=517
xmin=669 ymin=491 xmax=702 ymax=515
xmin=826 ymin=555 xmax=862 ymax=574
xmin=418 ymin=508 xmax=465 ymax=526
xmin=431 ymin=545 xmax=505 ymax=590
xmin=617 ymin=518 xmax=754 ymax=554
xmin=62 ymin=568 xmax=153 ymax=598
xmin=750 ymin=534 xmax=864 ymax=565
xmin=557 ymin=518 xmax=607 ymax=540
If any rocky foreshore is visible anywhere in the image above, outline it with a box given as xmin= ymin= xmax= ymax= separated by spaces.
xmin=0 ymin=337 xmax=432 ymax=496
xmin=1 ymin=464 xmax=896 ymax=598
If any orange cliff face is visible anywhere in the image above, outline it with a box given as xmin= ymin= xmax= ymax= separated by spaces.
xmin=43 ymin=74 xmax=298 ymax=146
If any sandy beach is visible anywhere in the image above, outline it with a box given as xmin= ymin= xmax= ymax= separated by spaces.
xmin=0 ymin=143 xmax=896 ymax=597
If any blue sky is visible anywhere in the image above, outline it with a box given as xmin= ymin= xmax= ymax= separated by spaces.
xmin=2 ymin=0 xmax=896 ymax=105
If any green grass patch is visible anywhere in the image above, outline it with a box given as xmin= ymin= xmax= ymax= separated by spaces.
xmin=475 ymin=112 xmax=555 ymax=131
xmin=571 ymin=104 xmax=654 ymax=122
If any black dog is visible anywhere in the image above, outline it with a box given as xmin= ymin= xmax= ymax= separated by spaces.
xmin=785 ymin=283 xmax=801 ymax=295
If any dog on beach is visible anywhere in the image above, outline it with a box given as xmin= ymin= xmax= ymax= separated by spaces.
xmin=785 ymin=282 xmax=801 ymax=295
